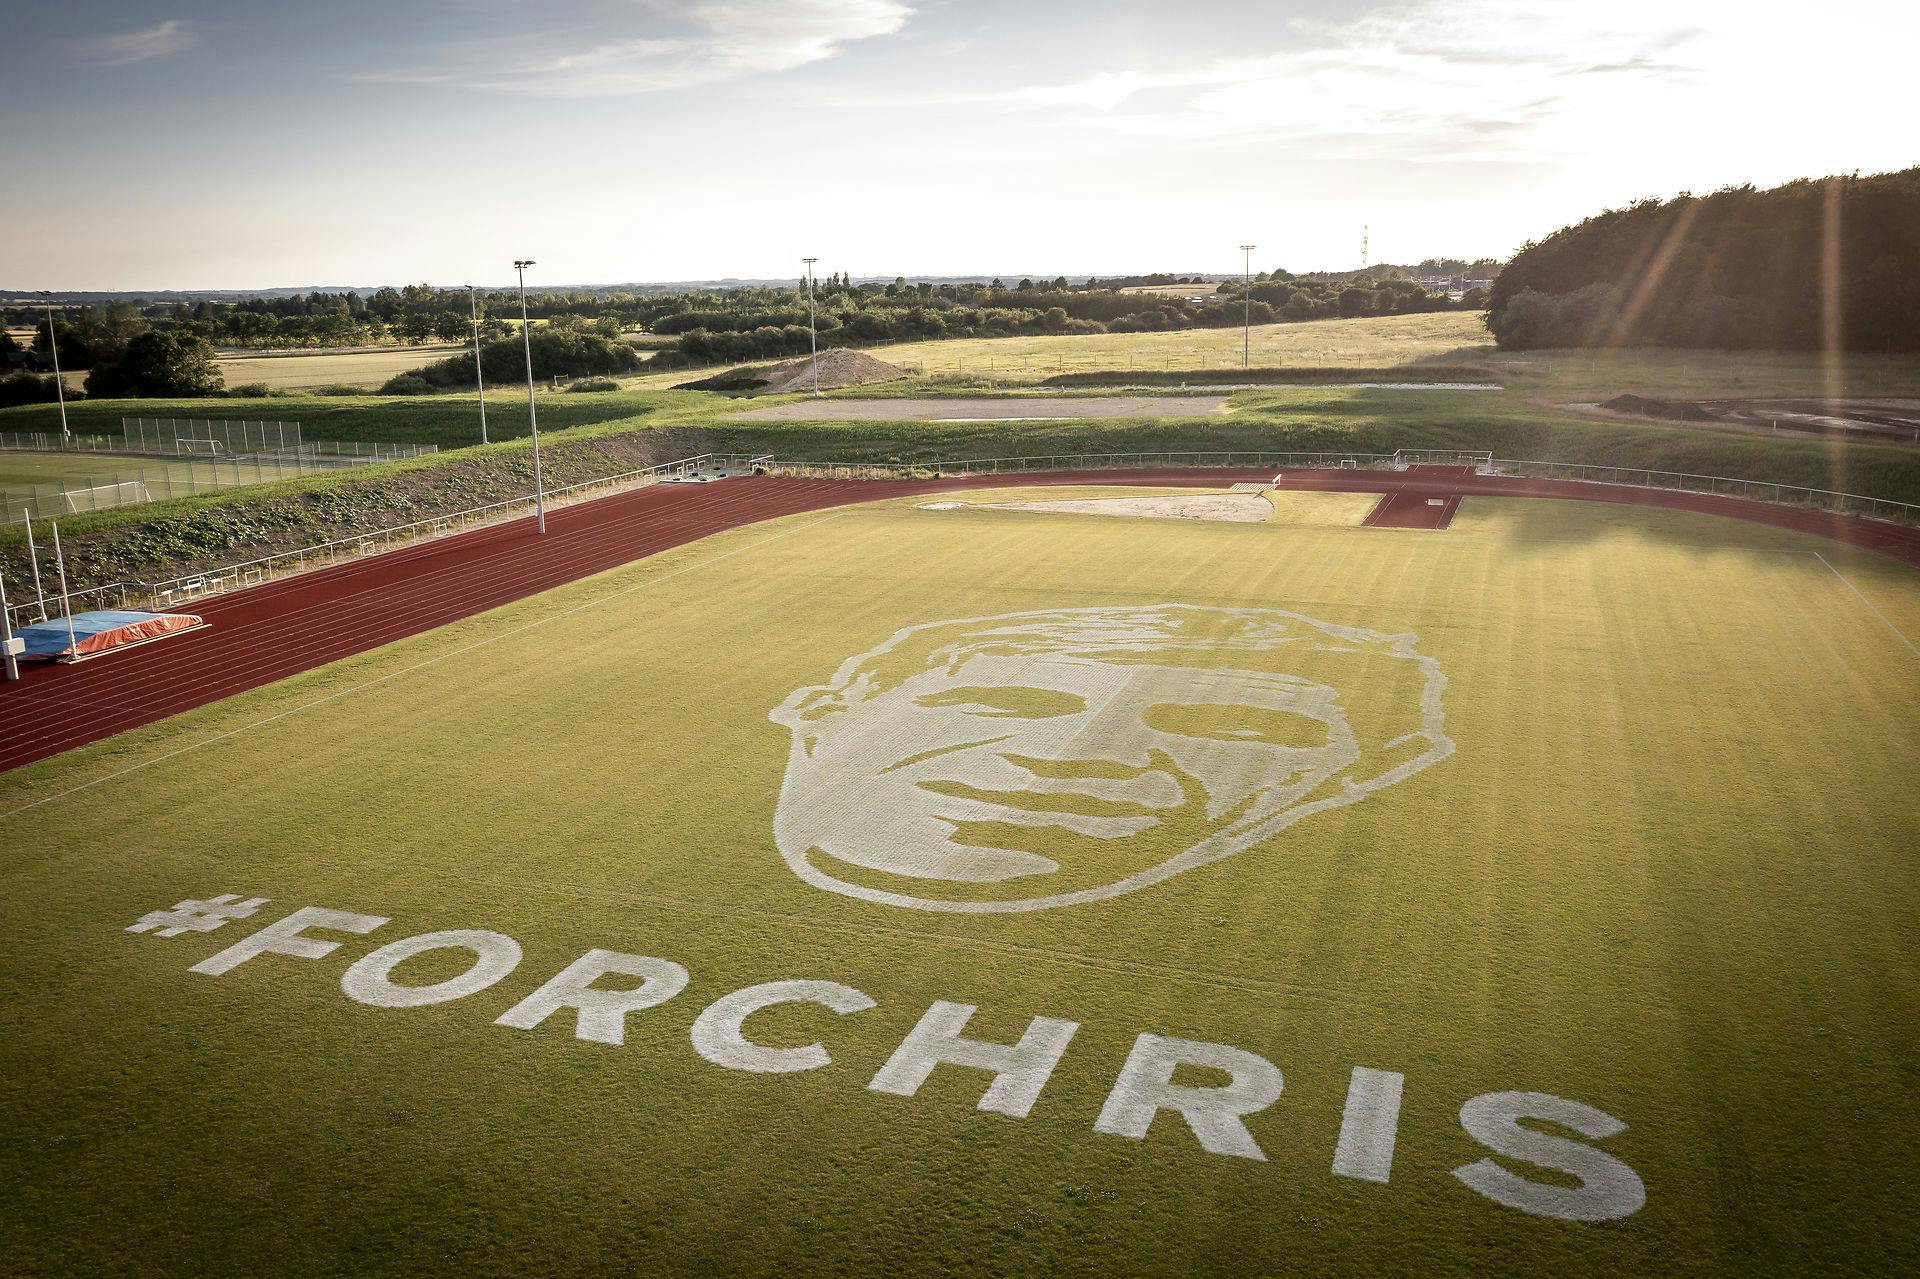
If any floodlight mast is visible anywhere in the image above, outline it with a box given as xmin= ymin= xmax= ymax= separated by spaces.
xmin=1239 ymin=246 xmax=1256 ymax=371
xmin=467 ymin=285 xmax=489 ymax=445
xmin=35 ymin=292 xmax=70 ymax=445
xmin=802 ymin=258 xmax=820 ymax=397
xmin=513 ymin=260 xmax=547 ymax=534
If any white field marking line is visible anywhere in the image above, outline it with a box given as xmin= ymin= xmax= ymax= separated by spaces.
xmin=1811 ymin=551 xmax=1920 ymax=658
xmin=0 ymin=512 xmax=853 ymax=821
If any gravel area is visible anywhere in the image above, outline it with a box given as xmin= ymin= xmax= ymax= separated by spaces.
xmin=726 ymin=396 xmax=1230 ymax=421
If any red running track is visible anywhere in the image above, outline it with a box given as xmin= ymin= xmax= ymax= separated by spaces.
xmin=1361 ymin=464 xmax=1471 ymax=529
xmin=5 ymin=467 xmax=1919 ymax=773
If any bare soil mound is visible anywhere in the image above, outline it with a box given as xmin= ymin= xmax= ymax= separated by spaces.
xmin=676 ymin=349 xmax=906 ymax=396
xmin=1601 ymin=393 xmax=1719 ymax=422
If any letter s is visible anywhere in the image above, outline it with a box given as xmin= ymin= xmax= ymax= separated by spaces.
xmin=1452 ymin=1091 xmax=1646 ymax=1222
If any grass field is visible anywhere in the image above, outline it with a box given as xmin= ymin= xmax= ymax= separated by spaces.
xmin=213 ymin=345 xmax=465 ymax=390
xmin=0 ymin=448 xmax=371 ymax=520
xmin=3 ymin=489 xmax=1916 ymax=1276
xmin=626 ymin=312 xmax=1920 ymax=402
xmin=0 ymin=390 xmax=658 ymax=449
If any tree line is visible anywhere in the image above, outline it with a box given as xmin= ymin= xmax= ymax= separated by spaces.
xmin=651 ymin=272 xmax=1482 ymax=366
xmin=1487 ymin=167 xmax=1920 ymax=351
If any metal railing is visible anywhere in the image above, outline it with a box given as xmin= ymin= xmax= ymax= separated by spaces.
xmin=12 ymin=447 xmax=1914 ymax=631
xmin=753 ymin=451 xmax=1399 ymax=479
xmin=135 ymin=452 xmax=768 ymax=612
xmin=1486 ymin=458 xmax=1920 ymax=527
xmin=750 ymin=450 xmax=1920 ymax=528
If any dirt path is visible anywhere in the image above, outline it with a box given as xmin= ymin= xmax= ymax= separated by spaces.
xmin=726 ymin=396 xmax=1230 ymax=421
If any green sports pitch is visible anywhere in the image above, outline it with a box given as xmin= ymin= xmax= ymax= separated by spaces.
xmin=3 ymin=488 xmax=1917 ymax=1276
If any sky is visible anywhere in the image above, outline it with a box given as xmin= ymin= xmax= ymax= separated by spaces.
xmin=1 ymin=0 xmax=1912 ymax=291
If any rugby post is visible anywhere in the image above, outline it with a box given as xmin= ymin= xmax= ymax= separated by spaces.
xmin=36 ymin=291 xmax=71 ymax=447
xmin=802 ymin=258 xmax=820 ymax=398
xmin=1239 ymin=245 xmax=1256 ymax=372
xmin=512 ymin=260 xmax=547 ymax=535
xmin=466 ymin=285 xmax=489 ymax=446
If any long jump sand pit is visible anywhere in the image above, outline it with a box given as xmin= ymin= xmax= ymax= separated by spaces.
xmin=726 ymin=395 xmax=1229 ymax=422
xmin=919 ymin=486 xmax=1381 ymax=526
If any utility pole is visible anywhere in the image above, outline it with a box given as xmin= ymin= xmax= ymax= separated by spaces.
xmin=512 ymin=260 xmax=547 ymax=534
xmin=802 ymin=257 xmax=820 ymax=397
xmin=1239 ymin=245 xmax=1257 ymax=371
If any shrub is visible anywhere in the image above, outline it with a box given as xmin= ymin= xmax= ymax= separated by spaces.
xmin=0 ymin=373 xmax=76 ymax=407
xmin=566 ymin=377 xmax=620 ymax=393
xmin=379 ymin=373 xmax=436 ymax=396
xmin=311 ymin=383 xmax=372 ymax=396
xmin=228 ymin=382 xmax=276 ymax=398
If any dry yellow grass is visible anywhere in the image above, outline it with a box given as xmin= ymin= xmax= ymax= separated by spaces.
xmin=213 ymin=345 xmax=464 ymax=389
xmin=627 ymin=313 xmax=1489 ymax=389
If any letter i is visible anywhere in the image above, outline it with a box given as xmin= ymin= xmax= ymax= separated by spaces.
xmin=1332 ymin=1066 xmax=1405 ymax=1184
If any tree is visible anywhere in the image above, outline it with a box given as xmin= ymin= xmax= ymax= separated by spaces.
xmin=84 ymin=330 xmax=224 ymax=397
xmin=0 ymin=328 xmax=16 ymax=353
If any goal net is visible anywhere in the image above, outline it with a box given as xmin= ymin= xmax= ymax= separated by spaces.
xmin=175 ymin=438 xmax=225 ymax=456
xmin=60 ymin=480 xmax=153 ymax=513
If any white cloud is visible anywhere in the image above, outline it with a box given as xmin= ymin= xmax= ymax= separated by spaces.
xmin=378 ymin=0 xmax=913 ymax=96
xmin=74 ymin=19 xmax=197 ymax=67
xmin=974 ymin=0 xmax=1903 ymax=176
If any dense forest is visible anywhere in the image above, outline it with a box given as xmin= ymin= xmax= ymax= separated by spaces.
xmin=1487 ymin=167 xmax=1920 ymax=351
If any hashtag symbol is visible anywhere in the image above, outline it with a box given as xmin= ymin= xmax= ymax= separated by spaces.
xmin=127 ymin=893 xmax=270 ymax=938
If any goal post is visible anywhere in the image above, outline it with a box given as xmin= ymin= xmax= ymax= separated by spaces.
xmin=60 ymin=480 xmax=153 ymax=513
xmin=175 ymin=438 xmax=225 ymax=456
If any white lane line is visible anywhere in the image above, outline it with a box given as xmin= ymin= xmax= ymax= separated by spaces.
xmin=1812 ymin=550 xmax=1920 ymax=658
xmin=0 ymin=512 xmax=849 ymax=820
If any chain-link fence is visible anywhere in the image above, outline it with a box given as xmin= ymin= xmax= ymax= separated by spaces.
xmin=2 ymin=445 xmax=440 ymax=522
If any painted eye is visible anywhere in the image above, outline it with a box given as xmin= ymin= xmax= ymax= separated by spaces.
xmin=914 ymin=686 xmax=1088 ymax=718
xmin=1141 ymin=703 xmax=1329 ymax=746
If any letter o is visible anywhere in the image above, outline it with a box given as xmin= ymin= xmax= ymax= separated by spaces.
xmin=341 ymin=929 xmax=524 ymax=1008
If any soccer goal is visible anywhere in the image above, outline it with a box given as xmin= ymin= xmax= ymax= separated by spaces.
xmin=175 ymin=438 xmax=225 ymax=456
xmin=60 ymin=481 xmax=153 ymax=513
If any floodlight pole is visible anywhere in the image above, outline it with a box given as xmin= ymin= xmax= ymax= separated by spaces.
xmin=467 ymin=285 xmax=489 ymax=445
xmin=513 ymin=260 xmax=546 ymax=535
xmin=37 ymin=292 xmax=70 ymax=446
xmin=1239 ymin=246 xmax=1256 ymax=372
xmin=50 ymin=520 xmax=77 ymax=658
xmin=802 ymin=258 xmax=820 ymax=397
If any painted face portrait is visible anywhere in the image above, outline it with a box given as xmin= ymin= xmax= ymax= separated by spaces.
xmin=769 ymin=606 xmax=1452 ymax=912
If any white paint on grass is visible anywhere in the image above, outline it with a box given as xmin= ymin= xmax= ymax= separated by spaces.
xmin=341 ymin=929 xmax=523 ymax=1008
xmin=769 ymin=605 xmax=1453 ymax=912
xmin=190 ymin=905 xmax=388 ymax=976
xmin=1093 ymin=1033 xmax=1284 ymax=1161
xmin=691 ymin=979 xmax=876 ymax=1073
xmin=1452 ymin=1091 xmax=1646 ymax=1222
xmin=1812 ymin=550 xmax=1920 ymax=658
xmin=867 ymin=1000 xmax=1078 ymax=1118
xmin=495 ymin=949 xmax=689 ymax=1045
xmin=1332 ymin=1066 xmax=1405 ymax=1183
